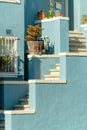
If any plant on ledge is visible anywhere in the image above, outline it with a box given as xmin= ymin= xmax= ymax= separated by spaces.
xmin=25 ymin=25 xmax=43 ymax=54
xmin=0 ymin=42 xmax=12 ymax=71
xmin=37 ymin=10 xmax=46 ymax=20
xmin=0 ymin=55 xmax=10 ymax=70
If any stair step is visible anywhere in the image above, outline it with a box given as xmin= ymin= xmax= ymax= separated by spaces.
xmin=69 ymin=35 xmax=85 ymax=39
xmin=69 ymin=47 xmax=86 ymax=52
xmin=69 ymin=42 xmax=86 ymax=46
xmin=44 ymin=77 xmax=60 ymax=80
xmin=20 ymin=98 xmax=29 ymax=105
xmin=55 ymin=64 xmax=60 ymax=69
xmin=69 ymin=38 xmax=86 ymax=43
xmin=26 ymin=93 xmax=29 ymax=98
xmin=50 ymin=69 xmax=60 ymax=76
xmin=69 ymin=30 xmax=86 ymax=53
xmin=14 ymin=104 xmax=29 ymax=110
xmin=44 ymin=75 xmax=60 ymax=80
xmin=69 ymin=30 xmax=83 ymax=34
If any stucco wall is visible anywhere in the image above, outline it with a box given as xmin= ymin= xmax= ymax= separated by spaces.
xmin=73 ymin=0 xmax=87 ymax=30
xmin=5 ymin=55 xmax=87 ymax=130
xmin=25 ymin=0 xmax=50 ymax=29
xmin=28 ymin=55 xmax=59 ymax=79
xmin=0 ymin=0 xmax=25 ymax=79
xmin=0 ymin=82 xmax=28 ymax=110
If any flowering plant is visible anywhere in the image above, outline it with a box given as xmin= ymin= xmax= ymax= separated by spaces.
xmin=25 ymin=25 xmax=43 ymax=41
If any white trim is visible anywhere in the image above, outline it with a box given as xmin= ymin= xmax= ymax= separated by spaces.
xmin=0 ymin=110 xmax=36 ymax=115
xmin=0 ymin=0 xmax=20 ymax=3
xmin=28 ymin=54 xmax=60 ymax=58
xmin=28 ymin=80 xmax=67 ymax=84
xmin=35 ymin=17 xmax=69 ymax=24
xmin=59 ymin=52 xmax=87 ymax=56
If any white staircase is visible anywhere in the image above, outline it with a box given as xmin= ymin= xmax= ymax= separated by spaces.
xmin=69 ymin=30 xmax=86 ymax=52
xmin=14 ymin=93 xmax=29 ymax=110
xmin=44 ymin=64 xmax=60 ymax=80
xmin=44 ymin=30 xmax=87 ymax=81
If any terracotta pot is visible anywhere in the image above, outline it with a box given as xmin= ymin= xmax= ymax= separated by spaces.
xmin=37 ymin=11 xmax=46 ymax=20
xmin=27 ymin=41 xmax=42 ymax=54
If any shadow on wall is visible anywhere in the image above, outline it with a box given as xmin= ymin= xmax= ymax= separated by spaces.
xmin=28 ymin=58 xmax=41 ymax=79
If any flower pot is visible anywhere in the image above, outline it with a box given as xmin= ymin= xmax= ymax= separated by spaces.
xmin=37 ymin=11 xmax=46 ymax=20
xmin=54 ymin=9 xmax=62 ymax=17
xmin=82 ymin=15 xmax=87 ymax=24
xmin=27 ymin=41 xmax=42 ymax=54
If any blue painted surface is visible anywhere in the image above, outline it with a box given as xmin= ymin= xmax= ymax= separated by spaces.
xmin=0 ymin=0 xmax=25 ymax=79
xmin=0 ymin=84 xmax=4 ymax=109
xmin=28 ymin=56 xmax=59 ymax=79
xmin=73 ymin=0 xmax=87 ymax=30
xmin=36 ymin=18 xmax=69 ymax=54
xmin=80 ymin=26 xmax=87 ymax=51
xmin=60 ymin=55 xmax=67 ymax=80
xmin=0 ymin=83 xmax=28 ymax=110
xmin=5 ymin=114 xmax=12 ymax=130
xmin=25 ymin=0 xmax=50 ymax=30
xmin=5 ymin=55 xmax=87 ymax=130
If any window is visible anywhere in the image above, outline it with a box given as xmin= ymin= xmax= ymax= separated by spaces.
xmin=0 ymin=36 xmax=18 ymax=77
xmin=0 ymin=0 xmax=20 ymax=3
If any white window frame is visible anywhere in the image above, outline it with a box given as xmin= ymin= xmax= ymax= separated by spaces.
xmin=0 ymin=0 xmax=20 ymax=3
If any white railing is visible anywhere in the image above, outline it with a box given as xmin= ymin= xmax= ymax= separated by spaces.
xmin=0 ymin=36 xmax=18 ymax=75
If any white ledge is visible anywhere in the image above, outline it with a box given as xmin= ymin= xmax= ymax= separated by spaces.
xmin=59 ymin=52 xmax=87 ymax=57
xmin=80 ymin=24 xmax=87 ymax=28
xmin=35 ymin=16 xmax=69 ymax=23
xmin=80 ymin=24 xmax=87 ymax=30
xmin=28 ymin=54 xmax=60 ymax=58
xmin=28 ymin=79 xmax=66 ymax=84
xmin=0 ymin=0 xmax=20 ymax=3
xmin=0 ymin=81 xmax=28 ymax=84
xmin=3 ymin=109 xmax=36 ymax=115
xmin=27 ymin=53 xmax=87 ymax=58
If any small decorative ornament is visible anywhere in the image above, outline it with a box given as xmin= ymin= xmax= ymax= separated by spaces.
xmin=54 ymin=9 xmax=62 ymax=17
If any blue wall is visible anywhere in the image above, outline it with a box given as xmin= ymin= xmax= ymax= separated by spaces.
xmin=73 ymin=0 xmax=87 ymax=30
xmin=5 ymin=54 xmax=87 ymax=130
xmin=28 ymin=55 xmax=59 ymax=79
xmin=0 ymin=0 xmax=25 ymax=79
xmin=36 ymin=18 xmax=69 ymax=54
xmin=0 ymin=82 xmax=28 ymax=110
xmin=25 ymin=0 xmax=50 ymax=30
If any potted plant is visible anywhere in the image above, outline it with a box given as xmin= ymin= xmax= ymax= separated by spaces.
xmin=53 ymin=8 xmax=62 ymax=17
xmin=25 ymin=25 xmax=43 ymax=54
xmin=82 ymin=15 xmax=87 ymax=24
xmin=0 ymin=42 xmax=11 ymax=71
xmin=37 ymin=10 xmax=46 ymax=20
xmin=0 ymin=55 xmax=10 ymax=70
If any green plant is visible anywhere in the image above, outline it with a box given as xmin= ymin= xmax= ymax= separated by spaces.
xmin=39 ymin=36 xmax=49 ymax=53
xmin=25 ymin=25 xmax=43 ymax=41
xmin=0 ymin=41 xmax=12 ymax=70
xmin=0 ymin=55 xmax=10 ymax=70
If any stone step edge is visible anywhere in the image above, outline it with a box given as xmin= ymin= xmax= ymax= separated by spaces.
xmin=20 ymin=98 xmax=29 ymax=102
xmin=0 ymin=110 xmax=35 ymax=115
xmin=50 ymin=68 xmax=60 ymax=72
xmin=14 ymin=105 xmax=29 ymax=108
xmin=28 ymin=80 xmax=66 ymax=84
